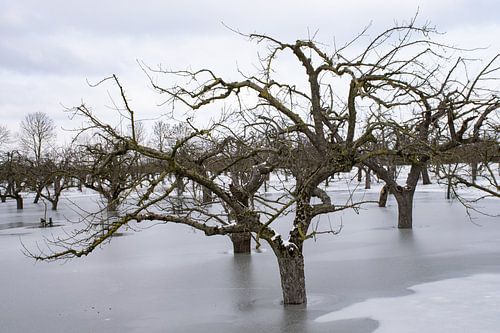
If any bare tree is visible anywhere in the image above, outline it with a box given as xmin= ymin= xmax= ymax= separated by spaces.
xmin=363 ymin=53 xmax=500 ymax=228
xmin=0 ymin=125 xmax=10 ymax=149
xmin=28 ymin=21 xmax=499 ymax=306
xmin=19 ymin=112 xmax=57 ymax=203
xmin=0 ymin=151 xmax=28 ymax=209
xmin=37 ymin=145 xmax=80 ymax=211
xmin=19 ymin=112 xmax=56 ymax=163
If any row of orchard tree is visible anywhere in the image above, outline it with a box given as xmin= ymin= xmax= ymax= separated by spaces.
xmin=0 ymin=112 xmax=201 ymax=211
xmin=5 ymin=22 xmax=500 ymax=305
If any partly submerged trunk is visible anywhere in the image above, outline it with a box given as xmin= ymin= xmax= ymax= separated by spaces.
xmin=276 ymin=254 xmax=307 ymax=305
xmin=230 ymin=232 xmax=251 ymax=254
xmin=394 ymin=189 xmax=414 ymax=229
xmin=16 ymin=195 xmax=23 ymax=210
xmin=365 ymin=169 xmax=371 ymax=189
xmin=421 ymin=166 xmax=432 ymax=185
xmin=471 ymin=162 xmax=478 ymax=184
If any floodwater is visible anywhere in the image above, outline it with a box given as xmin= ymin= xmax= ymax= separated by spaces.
xmin=0 ymin=186 xmax=499 ymax=333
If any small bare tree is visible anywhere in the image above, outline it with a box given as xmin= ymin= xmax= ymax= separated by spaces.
xmin=19 ymin=112 xmax=56 ymax=163
xmin=18 ymin=112 xmax=57 ymax=203
xmin=0 ymin=125 xmax=10 ymax=149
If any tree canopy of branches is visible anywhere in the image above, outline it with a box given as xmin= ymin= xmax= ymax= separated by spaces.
xmin=19 ymin=112 xmax=56 ymax=163
xmin=27 ymin=20 xmax=500 ymax=305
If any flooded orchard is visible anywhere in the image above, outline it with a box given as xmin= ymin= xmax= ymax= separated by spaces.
xmin=1 ymin=185 xmax=499 ymax=333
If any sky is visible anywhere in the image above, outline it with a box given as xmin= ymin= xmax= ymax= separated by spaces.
xmin=1 ymin=0 xmax=499 ymax=144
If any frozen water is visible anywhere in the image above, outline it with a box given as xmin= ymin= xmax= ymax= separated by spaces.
xmin=316 ymin=274 xmax=500 ymax=332
xmin=0 ymin=183 xmax=499 ymax=332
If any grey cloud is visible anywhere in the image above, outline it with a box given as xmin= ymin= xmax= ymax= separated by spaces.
xmin=1 ymin=0 xmax=499 ymax=140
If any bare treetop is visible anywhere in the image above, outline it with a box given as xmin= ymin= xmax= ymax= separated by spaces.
xmin=19 ymin=112 xmax=56 ymax=163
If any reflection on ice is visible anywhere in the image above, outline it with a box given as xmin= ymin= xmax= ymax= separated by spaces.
xmin=316 ymin=274 xmax=500 ymax=332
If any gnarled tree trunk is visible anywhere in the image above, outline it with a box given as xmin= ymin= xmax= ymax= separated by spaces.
xmin=276 ymin=254 xmax=306 ymax=305
xmin=230 ymin=232 xmax=251 ymax=254
xmin=394 ymin=189 xmax=414 ymax=229
xmin=16 ymin=195 xmax=23 ymax=210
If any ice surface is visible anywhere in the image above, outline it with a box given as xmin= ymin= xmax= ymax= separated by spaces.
xmin=0 ymin=180 xmax=499 ymax=332
xmin=316 ymin=274 xmax=500 ymax=332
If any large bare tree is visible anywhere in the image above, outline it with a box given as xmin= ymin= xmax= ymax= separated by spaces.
xmin=29 ymin=21 xmax=499 ymax=305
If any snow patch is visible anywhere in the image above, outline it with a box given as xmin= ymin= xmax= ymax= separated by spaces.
xmin=316 ymin=274 xmax=500 ymax=332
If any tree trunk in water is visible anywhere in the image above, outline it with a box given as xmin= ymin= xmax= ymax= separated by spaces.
xmin=471 ymin=162 xmax=478 ymax=184
xmin=230 ymin=232 xmax=251 ymax=254
xmin=378 ymin=185 xmax=389 ymax=207
xmin=365 ymin=169 xmax=371 ymax=189
xmin=16 ymin=196 xmax=23 ymax=210
xmin=421 ymin=166 xmax=432 ymax=185
xmin=394 ymin=190 xmax=414 ymax=229
xmin=0 ymin=195 xmax=5 ymax=203
xmin=277 ymin=254 xmax=307 ymax=305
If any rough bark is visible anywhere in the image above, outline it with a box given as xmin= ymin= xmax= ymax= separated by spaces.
xmin=421 ymin=166 xmax=432 ymax=185
xmin=230 ymin=232 xmax=251 ymax=254
xmin=394 ymin=189 xmax=414 ymax=229
xmin=276 ymin=254 xmax=307 ymax=305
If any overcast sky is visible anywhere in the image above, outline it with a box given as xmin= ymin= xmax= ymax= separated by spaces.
xmin=1 ymin=0 xmax=499 ymax=143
